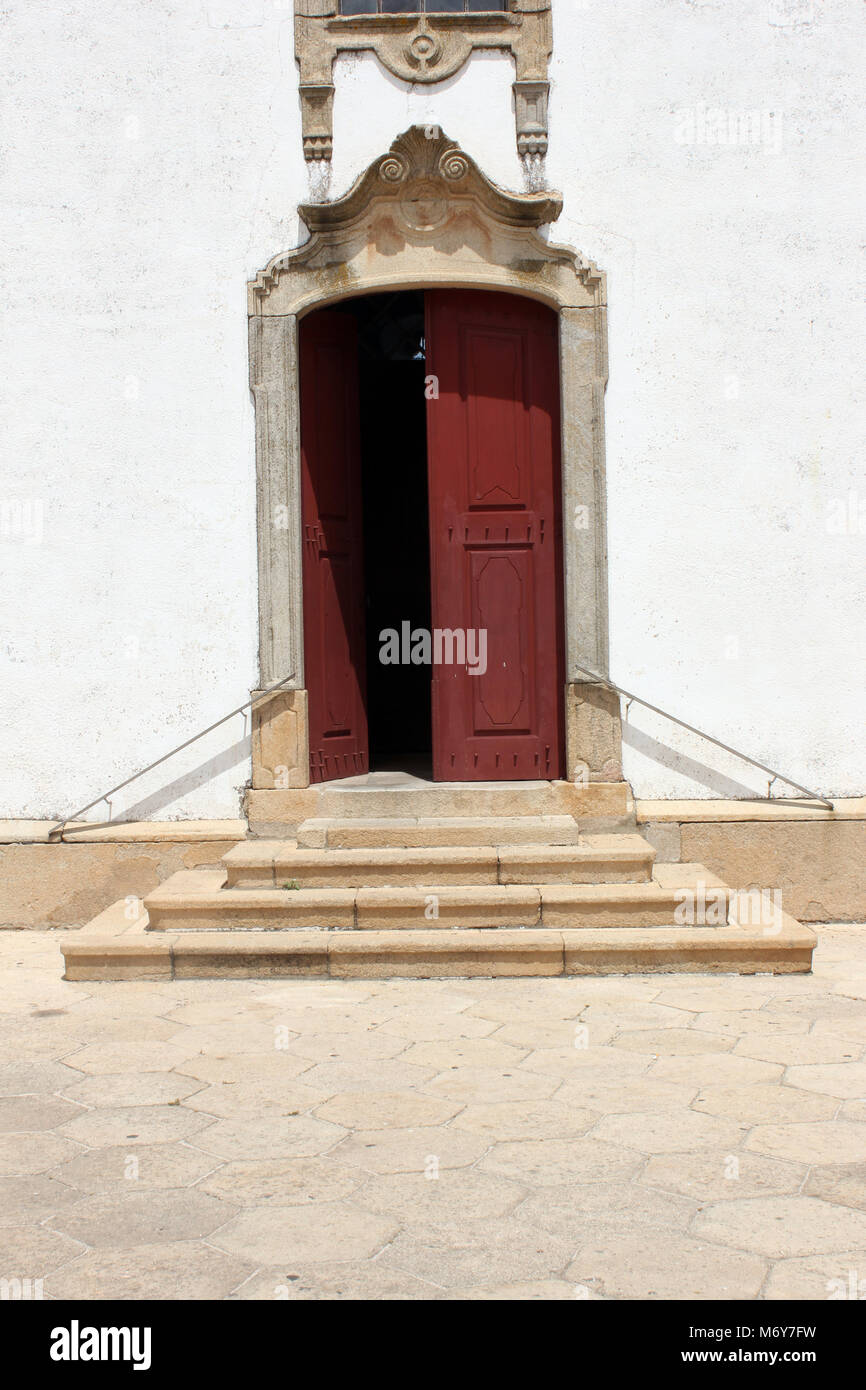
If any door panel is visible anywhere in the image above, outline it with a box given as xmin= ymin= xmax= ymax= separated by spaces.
xmin=425 ymin=290 xmax=564 ymax=782
xmin=299 ymin=309 xmax=368 ymax=783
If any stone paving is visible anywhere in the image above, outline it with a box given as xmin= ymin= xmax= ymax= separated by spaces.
xmin=1 ymin=928 xmax=865 ymax=1300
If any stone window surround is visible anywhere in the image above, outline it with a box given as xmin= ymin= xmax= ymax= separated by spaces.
xmin=247 ymin=125 xmax=620 ymax=790
xmin=294 ymin=0 xmax=552 ymax=162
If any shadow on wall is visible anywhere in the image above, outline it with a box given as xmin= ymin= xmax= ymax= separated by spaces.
xmin=115 ymin=738 xmax=251 ymax=821
xmin=621 ymin=720 xmax=763 ymax=800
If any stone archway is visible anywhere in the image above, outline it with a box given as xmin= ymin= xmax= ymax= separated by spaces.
xmin=248 ymin=126 xmax=621 ymax=790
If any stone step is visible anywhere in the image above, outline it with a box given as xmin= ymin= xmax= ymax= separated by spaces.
xmin=223 ymin=833 xmax=655 ymax=889
xmin=61 ymin=911 xmax=816 ymax=981
xmin=143 ymin=867 xmax=716 ymax=931
xmin=246 ymin=779 xmax=634 ymax=835
xmin=296 ymin=814 xmax=581 ymax=850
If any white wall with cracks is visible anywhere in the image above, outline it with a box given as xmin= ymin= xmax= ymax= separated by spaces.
xmin=1 ymin=0 xmax=863 ymax=818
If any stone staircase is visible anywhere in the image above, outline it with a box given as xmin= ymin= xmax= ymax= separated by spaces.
xmin=62 ymin=788 xmax=815 ymax=980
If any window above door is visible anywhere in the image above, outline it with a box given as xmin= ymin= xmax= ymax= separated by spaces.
xmin=294 ymin=1 xmax=552 ymax=164
xmin=338 ymin=2 xmax=508 ymax=12
xmin=339 ymin=3 xmax=508 ymax=13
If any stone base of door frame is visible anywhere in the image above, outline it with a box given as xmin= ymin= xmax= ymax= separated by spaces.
xmin=250 ymin=680 xmax=623 ymax=792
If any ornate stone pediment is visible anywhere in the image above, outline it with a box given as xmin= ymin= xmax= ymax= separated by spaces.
xmin=294 ymin=2 xmax=552 ymax=163
xmin=248 ymin=127 xmax=603 ymax=316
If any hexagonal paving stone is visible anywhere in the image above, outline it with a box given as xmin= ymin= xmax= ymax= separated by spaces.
xmin=804 ymin=1164 xmax=866 ymax=1213
xmin=554 ymin=1075 xmax=699 ymax=1115
xmin=692 ymin=1195 xmax=866 ymax=1258
xmin=516 ymin=1180 xmax=697 ymax=1244
xmin=0 ymin=1172 xmax=83 ymax=1225
xmin=765 ymin=995 xmax=866 ymax=1022
xmin=212 ymin=1202 xmax=398 ymax=1265
xmin=746 ymin=1121 xmax=866 ymax=1165
xmin=333 ymin=1126 xmax=488 ymax=1174
xmin=175 ymin=1051 xmax=318 ymax=1086
xmin=653 ymin=986 xmax=777 ymax=1013
xmin=47 ymin=1142 xmax=222 ymax=1193
xmin=0 ymin=1132 xmax=83 ymax=1175
xmin=465 ymin=998 xmax=590 ymax=1025
xmin=811 ymin=1017 xmax=866 ymax=1044
xmin=0 ymin=1060 xmax=81 ymax=1095
xmin=444 ymin=1280 xmax=590 ymax=1301
xmin=45 ymin=1241 xmax=254 ymax=1300
xmin=480 ymin=1137 xmax=642 ymax=1186
xmin=762 ymin=1252 xmax=866 ymax=1301
xmin=59 ymin=1072 xmax=204 ymax=1108
xmin=378 ymin=1217 xmax=575 ymax=1289
xmin=167 ymin=1021 xmax=303 ymax=1057
xmin=450 ymin=1099 xmax=596 ymax=1142
xmin=0 ymin=1224 xmax=85 ymax=1276
xmin=519 ymin=1046 xmax=655 ymax=1083
xmin=62 ymin=1041 xmax=199 ymax=1075
xmin=579 ymin=1001 xmax=697 ymax=1030
xmin=184 ymin=1078 xmax=328 ymax=1120
xmin=356 ymin=1168 xmax=525 ymax=1225
xmin=733 ymin=1032 xmax=863 ymax=1066
xmin=292 ymin=1058 xmax=437 ymax=1097
xmin=641 ymin=1149 xmax=806 ymax=1203
xmin=493 ymin=1020 xmax=609 ymax=1050
xmin=163 ymin=1000 xmax=281 ymax=1027
xmin=58 ymin=1104 xmax=215 ymax=1149
xmin=378 ymin=1012 xmax=499 ymax=1042
xmin=692 ymin=1083 xmax=837 ymax=1125
xmin=399 ymin=1038 xmax=530 ymax=1070
xmin=424 ymin=1065 xmax=559 ymax=1104
xmin=611 ymin=1029 xmax=735 ymax=1056
xmin=228 ymin=1262 xmax=433 ymax=1300
xmin=62 ymin=1014 xmax=180 ymax=1043
xmin=784 ymin=1062 xmax=866 ymax=1100
xmin=691 ymin=1010 xmax=810 ymax=1037
xmin=50 ymin=1188 xmax=236 ymax=1248
xmin=282 ymin=1031 xmax=410 ymax=1063
xmin=567 ymin=1231 xmax=766 ymax=1300
xmin=589 ymin=1108 xmax=749 ymax=1154
xmin=649 ymin=1054 xmax=783 ymax=1087
xmin=0 ymin=1095 xmax=82 ymax=1132
xmin=198 ymin=1157 xmax=363 ymax=1207
xmin=193 ymin=1113 xmax=346 ymax=1161
xmin=314 ymin=1090 xmax=460 ymax=1131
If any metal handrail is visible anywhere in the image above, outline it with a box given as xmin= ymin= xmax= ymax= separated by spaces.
xmin=574 ymin=661 xmax=835 ymax=811
xmin=48 ymin=674 xmax=296 ymax=841
xmin=46 ymin=657 xmax=835 ymax=840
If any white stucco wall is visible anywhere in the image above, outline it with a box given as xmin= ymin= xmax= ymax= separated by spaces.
xmin=1 ymin=0 xmax=863 ymax=818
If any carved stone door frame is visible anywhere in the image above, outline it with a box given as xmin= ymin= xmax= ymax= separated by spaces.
xmin=248 ymin=127 xmax=621 ymax=790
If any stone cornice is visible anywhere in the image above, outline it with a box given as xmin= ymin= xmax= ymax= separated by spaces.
xmin=248 ymin=127 xmax=604 ymax=315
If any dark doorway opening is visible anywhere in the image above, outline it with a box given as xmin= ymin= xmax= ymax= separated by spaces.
xmin=345 ymin=292 xmax=432 ymax=775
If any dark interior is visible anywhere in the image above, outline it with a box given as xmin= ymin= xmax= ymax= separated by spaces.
xmin=345 ymin=292 xmax=433 ymax=775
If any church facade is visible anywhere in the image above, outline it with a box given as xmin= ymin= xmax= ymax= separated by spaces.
xmin=1 ymin=3 xmax=863 ymax=943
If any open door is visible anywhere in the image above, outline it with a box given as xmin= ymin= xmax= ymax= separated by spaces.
xmin=299 ymin=309 xmax=368 ymax=783
xmin=425 ymin=290 xmax=565 ymax=782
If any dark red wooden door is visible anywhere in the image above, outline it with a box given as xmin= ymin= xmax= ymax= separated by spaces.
xmin=299 ymin=309 xmax=368 ymax=783
xmin=425 ymin=290 xmax=564 ymax=782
